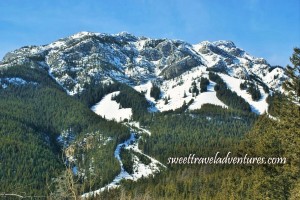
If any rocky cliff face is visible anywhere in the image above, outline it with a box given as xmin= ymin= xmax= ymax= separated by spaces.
xmin=0 ymin=31 xmax=287 ymax=115
xmin=0 ymin=31 xmax=286 ymax=95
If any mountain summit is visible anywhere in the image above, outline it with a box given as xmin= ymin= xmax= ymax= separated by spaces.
xmin=0 ymin=31 xmax=286 ymax=114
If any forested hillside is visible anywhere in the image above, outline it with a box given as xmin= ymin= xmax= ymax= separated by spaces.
xmin=96 ymin=95 xmax=298 ymax=200
xmin=0 ymin=65 xmax=131 ymax=197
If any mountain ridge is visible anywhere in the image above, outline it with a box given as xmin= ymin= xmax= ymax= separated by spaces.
xmin=0 ymin=31 xmax=287 ymax=114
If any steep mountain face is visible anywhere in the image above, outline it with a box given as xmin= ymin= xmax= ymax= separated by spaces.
xmin=0 ymin=31 xmax=286 ymax=114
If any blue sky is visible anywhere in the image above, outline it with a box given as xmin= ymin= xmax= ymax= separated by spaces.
xmin=0 ymin=0 xmax=299 ymax=66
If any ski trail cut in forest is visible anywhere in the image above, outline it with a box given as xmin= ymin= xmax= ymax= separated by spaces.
xmin=81 ymin=124 xmax=166 ymax=199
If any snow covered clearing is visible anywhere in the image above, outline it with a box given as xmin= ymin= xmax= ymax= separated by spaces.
xmin=189 ymin=81 xmax=228 ymax=110
xmin=156 ymin=66 xmax=207 ymax=111
xmin=91 ymin=91 xmax=132 ymax=122
xmin=189 ymin=92 xmax=228 ymax=110
xmin=134 ymin=67 xmax=228 ymax=112
xmin=218 ymin=73 xmax=268 ymax=114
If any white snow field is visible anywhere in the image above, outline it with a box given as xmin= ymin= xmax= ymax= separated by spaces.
xmin=219 ymin=74 xmax=268 ymax=114
xmin=91 ymin=91 xmax=132 ymax=122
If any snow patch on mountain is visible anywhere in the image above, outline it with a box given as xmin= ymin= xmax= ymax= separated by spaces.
xmin=48 ymin=40 xmax=66 ymax=49
xmin=134 ymin=39 xmax=147 ymax=51
xmin=70 ymin=31 xmax=99 ymax=40
xmin=134 ymin=81 xmax=159 ymax=112
xmin=128 ymin=121 xmax=152 ymax=136
xmin=136 ymin=66 xmax=229 ymax=112
xmin=264 ymin=67 xmax=286 ymax=92
xmin=134 ymin=81 xmax=155 ymax=102
xmin=219 ymin=74 xmax=268 ymax=114
xmin=91 ymin=91 xmax=132 ymax=122
xmin=189 ymin=84 xmax=228 ymax=110
xmin=125 ymin=137 xmax=165 ymax=180
xmin=0 ymin=77 xmax=37 ymax=89
xmin=134 ymin=67 xmax=230 ymax=112
xmin=155 ymin=66 xmax=203 ymax=111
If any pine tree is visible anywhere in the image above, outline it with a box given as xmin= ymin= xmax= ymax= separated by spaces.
xmin=164 ymin=97 xmax=168 ymax=105
xmin=283 ymin=47 xmax=300 ymax=104
xmin=150 ymin=84 xmax=161 ymax=101
xmin=200 ymin=77 xmax=209 ymax=92
xmin=183 ymin=91 xmax=187 ymax=98
xmin=240 ymin=81 xmax=247 ymax=90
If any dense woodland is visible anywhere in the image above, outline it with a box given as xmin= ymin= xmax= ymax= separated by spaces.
xmin=0 ymin=66 xmax=131 ymax=197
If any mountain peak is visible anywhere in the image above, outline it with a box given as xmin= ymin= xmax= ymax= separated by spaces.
xmin=70 ymin=31 xmax=98 ymax=39
xmin=115 ymin=31 xmax=133 ymax=37
xmin=113 ymin=31 xmax=138 ymax=42
xmin=212 ymin=40 xmax=236 ymax=48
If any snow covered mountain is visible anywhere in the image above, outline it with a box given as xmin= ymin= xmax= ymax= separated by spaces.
xmin=0 ymin=31 xmax=286 ymax=115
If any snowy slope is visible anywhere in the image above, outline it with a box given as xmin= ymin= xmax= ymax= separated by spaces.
xmin=156 ymin=66 xmax=204 ymax=111
xmin=91 ymin=91 xmax=132 ymax=122
xmin=189 ymin=81 xmax=228 ymax=110
xmin=134 ymin=66 xmax=228 ymax=112
xmin=218 ymin=74 xmax=268 ymax=114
